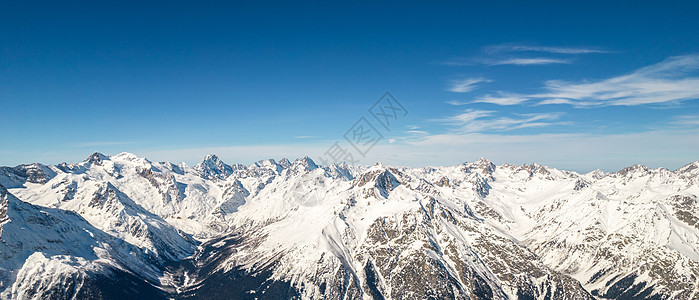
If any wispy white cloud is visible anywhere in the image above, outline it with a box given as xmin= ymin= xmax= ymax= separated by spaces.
xmin=473 ymin=93 xmax=530 ymax=105
xmin=446 ymin=100 xmax=468 ymax=106
xmin=435 ymin=109 xmax=564 ymax=133
xmin=437 ymin=109 xmax=493 ymax=123
xmin=294 ymin=135 xmax=316 ymax=139
xmin=439 ymin=44 xmax=608 ymax=67
xmin=405 ymin=130 xmax=429 ymax=135
xmin=483 ymin=44 xmax=612 ymax=54
xmin=446 ymin=77 xmax=491 ymax=93
xmin=489 ymin=57 xmax=571 ymax=65
xmin=478 ymin=55 xmax=699 ymax=107
xmin=441 ymin=56 xmax=571 ymax=66
xmin=671 ymin=115 xmax=699 ymax=127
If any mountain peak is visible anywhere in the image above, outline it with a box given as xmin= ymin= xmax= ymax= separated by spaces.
xmin=295 ymin=156 xmax=318 ymax=171
xmin=85 ymin=152 xmax=109 ymax=165
xmin=464 ymin=157 xmax=496 ymax=174
xmin=586 ymin=169 xmax=608 ymax=180
xmin=675 ymin=160 xmax=699 ymax=174
xmin=474 ymin=157 xmax=492 ymax=164
xmin=202 ymin=154 xmax=221 ymax=163
xmin=253 ymin=158 xmax=277 ymax=167
xmin=195 ymin=154 xmax=233 ymax=180
xmin=278 ymin=158 xmax=292 ymax=168
xmin=112 ymin=152 xmax=144 ymax=161
xmin=354 ymin=168 xmax=401 ymax=198
xmin=616 ymin=164 xmax=650 ymax=176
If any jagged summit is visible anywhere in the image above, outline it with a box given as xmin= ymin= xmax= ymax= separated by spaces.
xmin=586 ymin=169 xmax=608 ymax=180
xmin=294 ymin=156 xmax=318 ymax=171
xmin=467 ymin=157 xmax=496 ymax=174
xmin=85 ymin=152 xmax=109 ymax=164
xmin=616 ymin=164 xmax=651 ymax=176
xmin=199 ymin=153 xmax=222 ymax=164
xmin=278 ymin=157 xmax=292 ymax=168
xmin=676 ymin=160 xmax=699 ymax=174
xmin=195 ymin=154 xmax=234 ymax=180
xmin=0 ymin=154 xmax=698 ymax=299
xmin=474 ymin=157 xmax=492 ymax=165
xmin=112 ymin=152 xmax=150 ymax=163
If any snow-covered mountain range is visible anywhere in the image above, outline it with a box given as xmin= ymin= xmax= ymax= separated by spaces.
xmin=0 ymin=152 xmax=697 ymax=299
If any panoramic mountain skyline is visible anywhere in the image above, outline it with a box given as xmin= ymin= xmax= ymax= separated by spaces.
xmin=3 ymin=1 xmax=699 ymax=299
xmin=1 ymin=152 xmax=697 ymax=299
xmin=2 ymin=1 xmax=699 ymax=172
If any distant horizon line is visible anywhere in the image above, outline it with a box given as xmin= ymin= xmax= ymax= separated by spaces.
xmin=3 ymin=151 xmax=697 ymax=175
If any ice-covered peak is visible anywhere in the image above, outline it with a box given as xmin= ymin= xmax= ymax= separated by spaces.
xmin=675 ymin=160 xmax=699 ymax=175
xmin=498 ymin=162 xmax=566 ymax=180
xmin=616 ymin=164 xmax=651 ymax=177
xmin=113 ymin=152 xmax=138 ymax=160
xmin=367 ymin=162 xmax=385 ymax=171
xmin=250 ymin=159 xmax=285 ymax=175
xmin=15 ymin=163 xmax=57 ymax=184
xmin=195 ymin=154 xmax=233 ymax=180
xmin=85 ymin=152 xmax=109 ymax=165
xmin=112 ymin=152 xmax=149 ymax=163
xmin=354 ymin=166 xmax=401 ymax=197
xmin=111 ymin=153 xmax=153 ymax=171
xmin=326 ymin=163 xmax=355 ymax=180
xmin=278 ymin=158 xmax=292 ymax=168
xmin=465 ymin=157 xmax=496 ymax=174
xmin=585 ymin=169 xmax=608 ymax=180
xmin=474 ymin=157 xmax=492 ymax=165
xmin=294 ymin=156 xmax=318 ymax=171
xmin=201 ymin=154 xmax=221 ymax=164
xmin=252 ymin=158 xmax=277 ymax=168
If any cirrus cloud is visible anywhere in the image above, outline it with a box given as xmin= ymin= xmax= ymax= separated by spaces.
xmin=435 ymin=109 xmax=566 ymax=133
xmin=446 ymin=77 xmax=491 ymax=93
xmin=473 ymin=55 xmax=699 ymax=107
xmin=489 ymin=57 xmax=571 ymax=65
xmin=483 ymin=44 xmax=613 ymax=55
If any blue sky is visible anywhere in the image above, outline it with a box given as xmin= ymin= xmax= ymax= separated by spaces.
xmin=1 ymin=1 xmax=698 ymax=172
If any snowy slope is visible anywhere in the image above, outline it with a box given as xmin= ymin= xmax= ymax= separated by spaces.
xmin=9 ymin=153 xmax=198 ymax=262
xmin=1 ymin=152 xmax=697 ymax=299
xmin=0 ymin=183 xmax=167 ymax=299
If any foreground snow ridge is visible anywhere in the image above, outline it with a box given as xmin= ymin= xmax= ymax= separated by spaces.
xmin=1 ymin=152 xmax=697 ymax=299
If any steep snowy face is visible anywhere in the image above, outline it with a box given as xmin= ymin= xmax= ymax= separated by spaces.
xmin=170 ymin=163 xmax=593 ymax=299
xmin=8 ymin=153 xmax=199 ymax=262
xmin=0 ymin=183 xmax=167 ymax=299
xmin=1 ymin=153 xmax=698 ymax=299
xmin=476 ymin=163 xmax=699 ymax=299
xmin=194 ymin=154 xmax=234 ymax=180
xmin=676 ymin=161 xmax=699 ymax=182
xmin=282 ymin=156 xmax=319 ymax=176
xmin=0 ymin=185 xmax=9 ymax=227
xmin=0 ymin=163 xmax=58 ymax=188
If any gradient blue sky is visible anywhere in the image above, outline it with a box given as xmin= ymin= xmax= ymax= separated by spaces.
xmin=1 ymin=1 xmax=698 ymax=171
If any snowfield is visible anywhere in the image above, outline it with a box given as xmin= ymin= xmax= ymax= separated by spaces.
xmin=0 ymin=152 xmax=697 ymax=299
